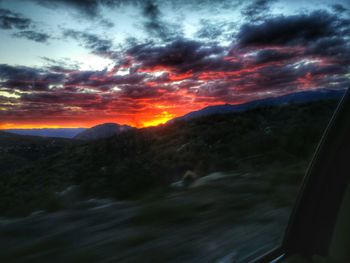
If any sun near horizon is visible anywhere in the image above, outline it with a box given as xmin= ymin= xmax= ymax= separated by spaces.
xmin=0 ymin=0 xmax=349 ymax=132
xmin=0 ymin=109 xmax=182 ymax=129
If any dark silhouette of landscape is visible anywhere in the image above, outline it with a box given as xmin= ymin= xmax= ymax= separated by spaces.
xmin=0 ymin=94 xmax=341 ymax=262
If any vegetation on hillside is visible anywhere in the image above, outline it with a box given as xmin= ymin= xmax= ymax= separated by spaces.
xmin=0 ymin=99 xmax=339 ymax=216
xmin=0 ymin=132 xmax=76 ymax=173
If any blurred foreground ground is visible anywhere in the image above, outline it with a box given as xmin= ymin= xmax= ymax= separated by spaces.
xmin=0 ymin=165 xmax=302 ymax=263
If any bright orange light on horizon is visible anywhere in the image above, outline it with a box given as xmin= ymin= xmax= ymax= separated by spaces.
xmin=0 ymin=123 xmax=86 ymax=129
xmin=139 ymin=111 xmax=175 ymax=127
xmin=0 ymin=110 xmax=178 ymax=129
xmin=0 ymin=99 xmax=215 ymax=130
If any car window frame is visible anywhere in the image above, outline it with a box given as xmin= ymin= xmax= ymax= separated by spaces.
xmin=252 ymin=87 xmax=350 ymax=262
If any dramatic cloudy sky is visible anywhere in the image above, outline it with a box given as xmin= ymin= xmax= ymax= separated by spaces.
xmin=0 ymin=0 xmax=349 ymax=128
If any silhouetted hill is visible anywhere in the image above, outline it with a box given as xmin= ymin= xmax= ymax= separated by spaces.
xmin=74 ymin=123 xmax=133 ymax=140
xmin=4 ymin=128 xmax=86 ymax=138
xmin=170 ymin=89 xmax=344 ymax=123
xmin=0 ymin=98 xmax=339 ymax=216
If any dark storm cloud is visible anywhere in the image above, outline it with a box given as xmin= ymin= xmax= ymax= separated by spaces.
xmin=65 ymin=70 xmax=145 ymax=89
xmin=30 ymin=0 xmax=240 ymax=17
xmin=20 ymin=90 xmax=100 ymax=104
xmin=41 ymin=57 xmax=81 ymax=73
xmin=141 ymin=0 xmax=181 ymax=41
xmin=127 ymin=39 xmax=241 ymax=73
xmin=0 ymin=64 xmax=65 ymax=91
xmin=142 ymin=0 xmax=162 ymax=37
xmin=120 ymin=84 xmax=162 ymax=99
xmin=27 ymin=0 xmax=219 ymax=41
xmin=313 ymin=64 xmax=349 ymax=76
xmin=0 ymin=64 xmax=41 ymax=81
xmin=236 ymin=57 xmax=349 ymax=93
xmin=233 ymin=63 xmax=301 ymax=92
xmin=12 ymin=30 xmax=50 ymax=43
xmin=31 ymin=0 xmax=162 ymax=17
xmin=124 ymin=25 xmax=349 ymax=102
xmin=0 ymin=8 xmax=31 ymax=30
xmin=64 ymin=70 xmax=100 ymax=85
xmin=253 ymin=49 xmax=298 ymax=64
xmin=235 ymin=9 xmax=350 ymax=91
xmin=2 ymin=1 xmax=350 ymax=127
xmin=195 ymin=80 xmax=233 ymax=98
xmin=128 ymin=39 xmax=204 ymax=67
xmin=241 ymin=0 xmax=276 ymax=21
xmin=321 ymin=74 xmax=350 ymax=89
xmin=305 ymin=37 xmax=350 ymax=63
xmin=32 ymin=0 xmax=103 ymax=17
xmin=0 ymin=62 xmax=147 ymax=96
xmin=63 ymin=29 xmax=114 ymax=56
xmin=28 ymin=0 xmax=198 ymax=41
xmin=331 ymin=4 xmax=348 ymax=14
xmin=237 ymin=10 xmax=350 ymax=47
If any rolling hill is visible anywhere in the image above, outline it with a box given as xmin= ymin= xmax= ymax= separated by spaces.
xmin=0 ymin=98 xmax=340 ymax=216
xmin=169 ymin=89 xmax=345 ymax=123
xmin=4 ymin=128 xmax=86 ymax=138
xmin=74 ymin=123 xmax=134 ymax=140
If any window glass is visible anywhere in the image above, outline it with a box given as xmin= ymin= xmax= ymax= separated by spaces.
xmin=0 ymin=0 xmax=349 ymax=262
xmin=329 ymin=183 xmax=350 ymax=261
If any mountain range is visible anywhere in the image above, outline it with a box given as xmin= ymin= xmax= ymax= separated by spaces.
xmin=74 ymin=123 xmax=133 ymax=140
xmin=169 ymin=89 xmax=345 ymax=123
xmin=1 ymin=97 xmax=340 ymax=216
xmin=5 ymin=128 xmax=85 ymax=138
xmin=2 ymin=88 xmax=345 ymax=139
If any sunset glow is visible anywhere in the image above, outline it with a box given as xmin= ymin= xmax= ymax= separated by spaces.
xmin=0 ymin=0 xmax=349 ymax=129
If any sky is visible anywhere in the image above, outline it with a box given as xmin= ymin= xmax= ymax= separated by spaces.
xmin=0 ymin=0 xmax=349 ymax=128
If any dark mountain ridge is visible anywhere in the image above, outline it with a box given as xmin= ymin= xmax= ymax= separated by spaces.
xmin=0 ymin=98 xmax=340 ymax=216
xmin=170 ymin=88 xmax=345 ymax=123
xmin=74 ymin=123 xmax=134 ymax=140
xmin=4 ymin=128 xmax=86 ymax=138
xmin=2 ymin=89 xmax=344 ymax=140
